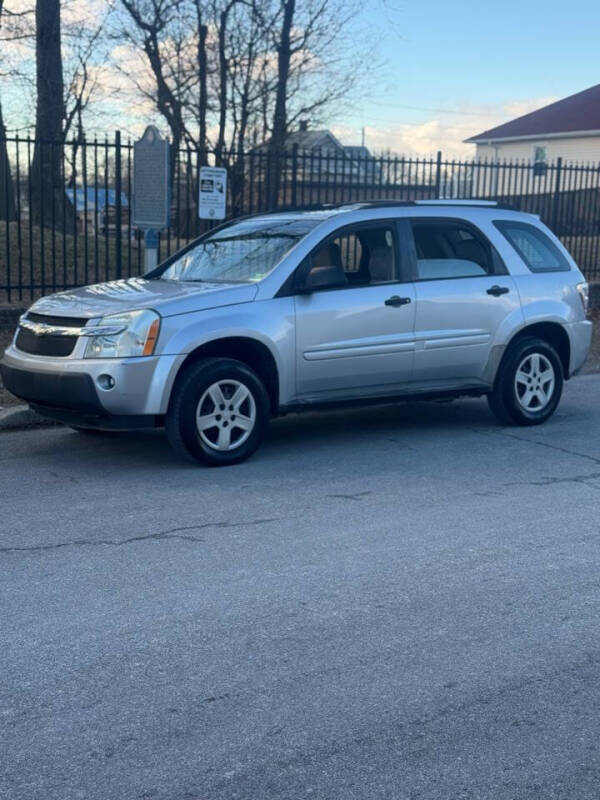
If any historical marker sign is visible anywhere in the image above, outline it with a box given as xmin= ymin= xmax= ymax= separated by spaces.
xmin=199 ymin=166 xmax=227 ymax=220
xmin=133 ymin=126 xmax=170 ymax=229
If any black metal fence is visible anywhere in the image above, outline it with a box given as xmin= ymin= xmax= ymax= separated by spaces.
xmin=1 ymin=132 xmax=600 ymax=303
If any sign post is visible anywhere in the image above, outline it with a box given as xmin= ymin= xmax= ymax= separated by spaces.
xmin=198 ymin=166 xmax=227 ymax=220
xmin=133 ymin=126 xmax=170 ymax=271
xmin=144 ymin=229 xmax=159 ymax=270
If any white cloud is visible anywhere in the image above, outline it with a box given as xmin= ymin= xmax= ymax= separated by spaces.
xmin=503 ymin=96 xmax=558 ymax=118
xmin=332 ymin=96 xmax=561 ymax=157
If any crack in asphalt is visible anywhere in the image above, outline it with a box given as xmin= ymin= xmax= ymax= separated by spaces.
xmin=495 ymin=429 xmax=600 ymax=466
xmin=328 ymin=491 xmax=372 ymax=501
xmin=0 ymin=518 xmax=280 ymax=554
xmin=504 ymin=471 xmax=600 ymax=490
xmin=209 ymin=650 xmax=600 ymax=789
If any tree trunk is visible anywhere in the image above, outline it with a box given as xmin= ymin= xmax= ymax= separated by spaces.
xmin=231 ymin=44 xmax=253 ymax=217
xmin=215 ymin=7 xmax=229 ymax=166
xmin=196 ymin=7 xmax=208 ymax=165
xmin=0 ymin=102 xmax=16 ymax=222
xmin=30 ymin=0 xmax=67 ymax=228
xmin=268 ymin=0 xmax=295 ymax=208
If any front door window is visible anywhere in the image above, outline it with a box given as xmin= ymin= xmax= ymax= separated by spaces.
xmin=310 ymin=224 xmax=397 ymax=286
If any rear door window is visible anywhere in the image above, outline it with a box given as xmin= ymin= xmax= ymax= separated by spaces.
xmin=493 ymin=221 xmax=570 ymax=273
xmin=410 ymin=220 xmax=495 ymax=280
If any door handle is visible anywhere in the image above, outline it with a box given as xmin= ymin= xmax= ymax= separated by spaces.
xmin=487 ymin=285 xmax=510 ymax=297
xmin=385 ymin=295 xmax=411 ymax=307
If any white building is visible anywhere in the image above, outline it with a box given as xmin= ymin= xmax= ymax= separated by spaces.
xmin=466 ymin=83 xmax=600 ymax=165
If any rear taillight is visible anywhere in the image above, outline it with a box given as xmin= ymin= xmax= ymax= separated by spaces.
xmin=577 ymin=282 xmax=590 ymax=317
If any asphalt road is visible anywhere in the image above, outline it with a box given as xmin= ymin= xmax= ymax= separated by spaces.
xmin=2 ymin=375 xmax=600 ymax=800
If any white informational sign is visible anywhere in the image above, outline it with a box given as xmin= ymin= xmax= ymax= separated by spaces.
xmin=198 ymin=166 xmax=227 ymax=220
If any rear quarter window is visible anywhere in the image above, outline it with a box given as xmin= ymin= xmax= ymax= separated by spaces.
xmin=493 ymin=220 xmax=570 ymax=273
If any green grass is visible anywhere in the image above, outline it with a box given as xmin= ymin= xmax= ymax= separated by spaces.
xmin=0 ymin=221 xmax=149 ymax=305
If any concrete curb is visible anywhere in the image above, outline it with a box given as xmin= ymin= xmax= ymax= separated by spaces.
xmin=0 ymin=405 xmax=59 ymax=431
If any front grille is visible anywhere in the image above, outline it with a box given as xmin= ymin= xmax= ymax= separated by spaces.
xmin=15 ymin=328 xmax=78 ymax=357
xmin=14 ymin=311 xmax=88 ymax=357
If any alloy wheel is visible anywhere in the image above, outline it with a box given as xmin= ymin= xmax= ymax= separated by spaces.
xmin=196 ymin=379 xmax=256 ymax=451
xmin=514 ymin=353 xmax=555 ymax=412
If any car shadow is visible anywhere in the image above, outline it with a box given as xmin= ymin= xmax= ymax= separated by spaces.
xmin=265 ymin=397 xmax=496 ymax=448
xmin=28 ymin=396 xmax=500 ymax=472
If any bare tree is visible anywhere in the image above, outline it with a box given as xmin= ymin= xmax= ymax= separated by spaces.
xmin=118 ymin=0 xmax=192 ymax=178
xmin=0 ymin=0 xmax=17 ymax=221
xmin=30 ymin=0 xmax=68 ymax=226
xmin=108 ymin=0 xmax=370 ymax=216
xmin=225 ymin=1 xmax=275 ymax=211
xmin=212 ymin=0 xmax=255 ymax=165
xmin=264 ymin=0 xmax=363 ymax=204
xmin=192 ymin=0 xmax=209 ymax=163
xmin=63 ymin=1 xmax=113 ymax=143
xmin=268 ymin=0 xmax=293 ymax=164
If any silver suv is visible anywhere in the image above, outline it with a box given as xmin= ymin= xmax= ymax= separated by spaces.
xmin=1 ymin=201 xmax=592 ymax=466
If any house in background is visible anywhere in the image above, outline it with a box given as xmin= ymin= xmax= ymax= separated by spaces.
xmin=253 ymin=122 xmax=381 ymax=183
xmin=465 ymin=83 xmax=600 ymax=167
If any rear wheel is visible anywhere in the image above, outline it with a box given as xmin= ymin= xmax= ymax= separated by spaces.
xmin=166 ymin=357 xmax=270 ymax=466
xmin=488 ymin=336 xmax=564 ymax=426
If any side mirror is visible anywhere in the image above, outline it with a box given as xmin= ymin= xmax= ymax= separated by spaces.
xmin=300 ymin=264 xmax=348 ymax=293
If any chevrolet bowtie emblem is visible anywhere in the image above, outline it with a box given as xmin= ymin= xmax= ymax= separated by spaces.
xmin=19 ymin=319 xmax=80 ymax=337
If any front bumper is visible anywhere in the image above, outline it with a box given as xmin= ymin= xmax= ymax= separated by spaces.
xmin=1 ymin=364 xmax=102 ymax=412
xmin=0 ymin=344 xmax=185 ymax=417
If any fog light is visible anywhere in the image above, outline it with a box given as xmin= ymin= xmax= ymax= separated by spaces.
xmin=97 ymin=374 xmax=115 ymax=391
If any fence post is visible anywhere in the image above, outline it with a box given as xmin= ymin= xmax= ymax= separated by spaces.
xmin=434 ymin=151 xmax=442 ymax=199
xmin=114 ymin=130 xmax=122 ymax=279
xmin=291 ymin=143 xmax=298 ymax=209
xmin=551 ymin=156 xmax=562 ymax=233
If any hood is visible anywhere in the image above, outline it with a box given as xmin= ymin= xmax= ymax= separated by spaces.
xmin=29 ymin=278 xmax=259 ymax=319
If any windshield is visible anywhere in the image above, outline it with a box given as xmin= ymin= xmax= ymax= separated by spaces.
xmin=158 ymin=215 xmax=323 ymax=283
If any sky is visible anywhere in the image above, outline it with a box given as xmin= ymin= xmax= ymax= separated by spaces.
xmin=330 ymin=0 xmax=600 ymax=156
xmin=2 ymin=0 xmax=600 ymax=157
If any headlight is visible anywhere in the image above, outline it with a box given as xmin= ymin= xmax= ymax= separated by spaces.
xmin=83 ymin=309 xmax=160 ymax=359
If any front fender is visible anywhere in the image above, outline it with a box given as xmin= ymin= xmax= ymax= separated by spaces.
xmin=156 ymin=297 xmax=296 ymax=410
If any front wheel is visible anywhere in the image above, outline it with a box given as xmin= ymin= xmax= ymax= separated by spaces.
xmin=166 ymin=358 xmax=270 ymax=466
xmin=487 ymin=336 xmax=564 ymax=426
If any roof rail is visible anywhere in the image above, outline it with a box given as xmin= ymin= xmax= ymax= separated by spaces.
xmin=356 ymin=199 xmax=518 ymax=211
xmin=415 ymin=199 xmax=498 ymax=206
xmin=248 ymin=199 xmax=519 ymax=216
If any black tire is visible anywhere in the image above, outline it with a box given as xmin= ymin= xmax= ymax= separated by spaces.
xmin=165 ymin=357 xmax=270 ymax=466
xmin=487 ymin=336 xmax=564 ymax=426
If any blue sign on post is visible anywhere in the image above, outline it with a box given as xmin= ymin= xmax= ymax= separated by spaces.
xmin=144 ymin=229 xmax=159 ymax=271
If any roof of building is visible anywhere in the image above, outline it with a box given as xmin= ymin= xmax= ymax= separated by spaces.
xmin=65 ymin=188 xmax=129 ymax=211
xmin=466 ymin=83 xmax=600 ymax=143
xmin=253 ymin=128 xmax=376 ymax=160
xmin=252 ymin=128 xmax=343 ymax=152
xmin=343 ymin=145 xmax=372 ymax=159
